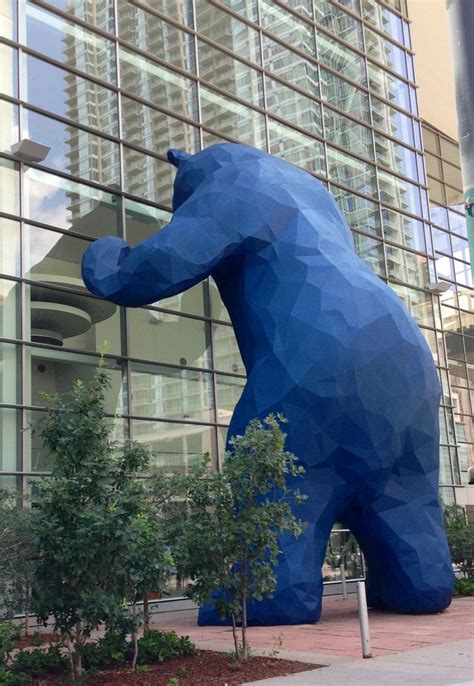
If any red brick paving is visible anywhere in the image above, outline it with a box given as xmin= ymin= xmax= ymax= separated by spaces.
xmin=151 ymin=596 xmax=474 ymax=658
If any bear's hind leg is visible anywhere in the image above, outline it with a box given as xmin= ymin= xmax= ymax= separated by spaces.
xmin=344 ymin=488 xmax=454 ymax=614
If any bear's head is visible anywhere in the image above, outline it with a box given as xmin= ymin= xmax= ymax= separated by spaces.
xmin=167 ymin=143 xmax=266 ymax=212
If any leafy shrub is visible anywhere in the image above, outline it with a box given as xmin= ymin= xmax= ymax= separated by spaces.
xmin=133 ymin=630 xmax=195 ymax=665
xmin=0 ymin=667 xmax=30 ymax=685
xmin=11 ymin=645 xmax=67 ymax=677
xmin=81 ymin=630 xmax=129 ymax=671
xmin=0 ymin=623 xmax=17 ymax=667
xmin=454 ymin=578 xmax=474 ymax=596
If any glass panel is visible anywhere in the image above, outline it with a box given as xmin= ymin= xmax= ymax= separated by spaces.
xmin=215 ymin=374 xmax=245 ymax=425
xmin=121 ymin=95 xmax=200 ymax=156
xmin=362 ymin=0 xmax=404 ymax=44
xmin=200 ymin=86 xmax=266 ymax=148
xmin=132 ymin=419 xmax=217 ymax=473
xmin=315 ymin=0 xmax=363 ymax=48
xmin=262 ymin=35 xmax=320 ymax=98
xmin=125 ymin=199 xmax=170 ymax=245
xmin=259 ymin=1 xmax=316 ymax=56
xmin=24 ymin=54 xmax=118 ymax=136
xmin=327 ymin=147 xmax=377 ymax=197
xmin=331 ymin=188 xmax=382 ymax=237
xmin=0 ymin=0 xmax=16 ymax=39
xmin=391 ymin=283 xmax=434 ymax=327
xmin=433 ymin=227 xmax=451 ymax=255
xmin=25 ymin=2 xmax=116 ymax=84
xmin=0 ymin=98 xmax=18 ymax=154
xmin=210 ymin=278 xmax=230 ymax=322
xmin=0 ymin=217 xmax=20 ymax=276
xmin=23 ymin=224 xmax=91 ymax=291
xmin=371 ymin=96 xmax=415 ymax=147
xmin=130 ymin=363 xmax=214 ymax=422
xmin=119 ymin=4 xmax=195 ymax=73
xmin=23 ymin=109 xmax=120 ymax=188
xmin=195 ymin=3 xmax=261 ymax=64
xmin=378 ymin=170 xmax=422 ymax=215
xmin=26 ymin=347 xmax=127 ymax=412
xmin=213 ymin=323 xmax=245 ymax=374
xmin=285 ymin=0 xmax=313 ymax=20
xmin=324 ymin=108 xmax=374 ymax=160
xmin=375 ymin=133 xmax=418 ymax=182
xmin=386 ymin=245 xmax=429 ymax=288
xmin=0 ymin=342 xmax=19 ymax=402
xmin=198 ymin=40 xmax=263 ymax=108
xmin=425 ymin=152 xmax=442 ymax=180
xmin=422 ymin=127 xmax=439 ymax=154
xmin=119 ymin=46 xmax=198 ymax=121
xmin=23 ymin=167 xmax=121 ymax=238
xmin=123 ymin=147 xmax=174 ymax=207
xmin=382 ymin=209 xmax=426 ymax=252
xmin=266 ymin=77 xmax=322 ymax=138
xmin=368 ymin=63 xmax=411 ymax=112
xmin=440 ymin=138 xmax=460 ymax=166
xmin=443 ymin=162 xmax=462 ymax=190
xmin=0 ymin=279 xmax=19 ymax=338
xmin=317 ymin=32 xmax=367 ymax=85
xmin=40 ymin=0 xmax=115 ymax=33
xmin=0 ymin=409 xmax=20 ymax=471
xmin=445 ymin=184 xmax=463 ymax=206
xmin=320 ymin=68 xmax=370 ymax=123
xmin=25 ymin=282 xmax=122 ymax=354
xmin=128 ymin=309 xmax=211 ymax=369
xmin=0 ymin=43 xmax=18 ymax=97
xmin=364 ymin=27 xmax=407 ymax=77
xmin=268 ymin=119 xmax=326 ymax=175
xmin=430 ymin=204 xmax=448 ymax=229
xmin=0 ymin=157 xmax=19 ymax=216
xmin=139 ymin=0 xmax=194 ymax=26
xmin=353 ymin=233 xmax=385 ymax=276
xmin=448 ymin=208 xmax=466 ymax=237
xmin=439 ymin=445 xmax=453 ymax=484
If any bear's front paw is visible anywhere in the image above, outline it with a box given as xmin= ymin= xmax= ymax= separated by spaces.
xmin=81 ymin=236 xmax=131 ymax=301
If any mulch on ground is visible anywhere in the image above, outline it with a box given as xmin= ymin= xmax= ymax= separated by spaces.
xmin=30 ymin=651 xmax=321 ymax=685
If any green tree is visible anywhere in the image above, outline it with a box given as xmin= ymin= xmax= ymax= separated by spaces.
xmin=0 ymin=490 xmax=37 ymax=636
xmin=177 ymin=415 xmax=307 ymax=660
xmin=444 ymin=505 xmax=474 ymax=578
xmin=31 ymin=367 xmax=170 ymax=680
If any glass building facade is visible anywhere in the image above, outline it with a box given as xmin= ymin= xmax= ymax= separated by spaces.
xmin=0 ymin=0 xmax=472 ymax=533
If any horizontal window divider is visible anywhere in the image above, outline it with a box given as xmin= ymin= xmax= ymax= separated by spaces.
xmin=129 ymin=414 xmax=235 ymax=429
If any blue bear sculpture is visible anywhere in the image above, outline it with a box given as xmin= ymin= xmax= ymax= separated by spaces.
xmin=82 ymin=143 xmax=454 ymax=625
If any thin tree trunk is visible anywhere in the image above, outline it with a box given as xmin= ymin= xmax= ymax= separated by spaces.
xmin=75 ymin=621 xmax=82 ymax=680
xmin=241 ymin=548 xmax=248 ymax=660
xmin=24 ymin=609 xmax=29 ymax=638
xmin=131 ymin=602 xmax=139 ymax=670
xmin=66 ymin=637 xmax=75 ymax=678
xmin=231 ymin=612 xmax=239 ymax=660
xmin=143 ymin=597 xmax=150 ymax=632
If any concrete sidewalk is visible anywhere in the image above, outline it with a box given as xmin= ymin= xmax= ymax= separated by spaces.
xmin=245 ymin=638 xmax=474 ymax=685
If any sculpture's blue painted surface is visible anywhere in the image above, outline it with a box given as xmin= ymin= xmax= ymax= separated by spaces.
xmin=82 ymin=143 xmax=454 ymax=625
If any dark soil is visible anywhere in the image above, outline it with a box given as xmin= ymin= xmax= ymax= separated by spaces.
xmin=29 ymin=651 xmax=321 ymax=685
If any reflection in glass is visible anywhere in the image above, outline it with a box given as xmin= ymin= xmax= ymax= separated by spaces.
xmin=0 ymin=99 xmax=18 ymax=154
xmin=332 ymin=188 xmax=382 ymax=237
xmin=0 ymin=43 xmax=18 ymax=97
xmin=0 ymin=343 xmax=19 ymax=403
xmin=315 ymin=0 xmax=363 ymax=48
xmin=139 ymin=0 xmax=194 ymax=26
xmin=269 ymin=119 xmax=326 ymax=175
xmin=24 ymin=224 xmax=90 ymax=285
xmin=215 ymin=374 xmax=245 ymax=425
xmin=26 ymin=2 xmax=116 ymax=84
xmin=128 ymin=309 xmax=211 ymax=369
xmin=320 ymin=68 xmax=370 ymax=123
xmin=382 ymin=209 xmax=426 ymax=252
xmin=198 ymin=41 xmax=263 ymax=108
xmin=266 ymin=78 xmax=322 ymax=138
xmin=121 ymin=95 xmax=200 ymax=157
xmin=200 ymin=86 xmax=266 ymax=148
xmin=0 ymin=157 xmax=19 ymax=216
xmin=0 ymin=279 xmax=20 ymax=339
xmin=364 ymin=27 xmax=407 ymax=77
xmin=0 ymin=217 xmax=20 ymax=277
xmin=40 ymin=0 xmax=115 ymax=33
xmin=123 ymin=148 xmax=174 ymax=207
xmin=375 ymin=133 xmax=418 ymax=182
xmin=120 ymin=47 xmax=198 ymax=121
xmin=386 ymin=245 xmax=429 ymax=288
xmin=24 ymin=109 xmax=120 ymax=188
xmin=24 ymin=54 xmax=118 ymax=136
xmin=25 ymin=282 xmax=121 ymax=354
xmin=368 ymin=63 xmax=411 ymax=113
xmin=0 ymin=409 xmax=20 ymax=471
xmin=353 ymin=233 xmax=386 ymax=276
xmin=328 ymin=147 xmax=377 ymax=197
xmin=27 ymin=347 xmax=127 ymax=413
xmin=119 ymin=4 xmax=195 ymax=73
xmin=23 ymin=167 xmax=121 ymax=238
xmin=130 ymin=363 xmax=214 ymax=423
xmin=324 ymin=109 xmax=374 ymax=160
xmin=262 ymin=35 xmax=319 ymax=98
xmin=213 ymin=324 xmax=245 ymax=375
xmin=378 ymin=170 xmax=422 ymax=216
xmin=195 ymin=3 xmax=261 ymax=64
xmin=371 ymin=96 xmax=414 ymax=148
xmin=132 ymin=419 xmax=217 ymax=473
xmin=317 ymin=32 xmax=367 ymax=85
xmin=259 ymin=0 xmax=316 ymax=56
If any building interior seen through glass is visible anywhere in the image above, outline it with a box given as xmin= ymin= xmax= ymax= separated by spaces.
xmin=0 ymin=0 xmax=472 ymax=585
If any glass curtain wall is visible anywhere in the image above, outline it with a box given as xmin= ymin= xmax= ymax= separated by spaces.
xmin=0 ymin=0 xmax=471 ymax=574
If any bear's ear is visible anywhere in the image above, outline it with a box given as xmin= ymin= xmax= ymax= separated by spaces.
xmin=167 ymin=148 xmax=192 ymax=168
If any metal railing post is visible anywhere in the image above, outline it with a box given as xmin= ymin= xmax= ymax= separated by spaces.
xmin=356 ymin=581 xmax=372 ymax=658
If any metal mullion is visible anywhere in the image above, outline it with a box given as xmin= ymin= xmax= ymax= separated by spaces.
xmin=190 ymin=0 xmax=203 ymax=150
xmin=256 ymin=0 xmax=270 ymax=154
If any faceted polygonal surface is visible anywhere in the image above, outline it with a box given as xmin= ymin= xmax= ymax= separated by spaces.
xmin=82 ymin=143 xmax=454 ymax=625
